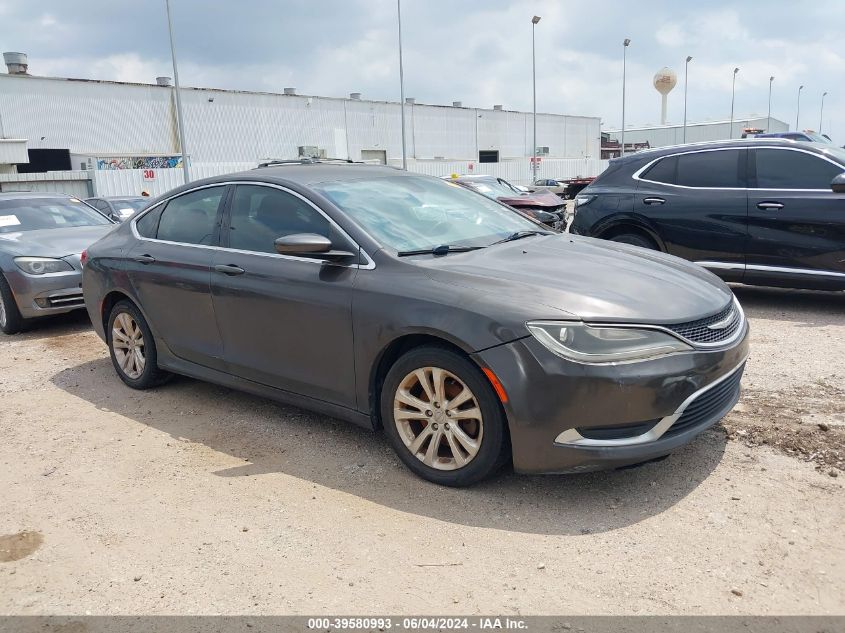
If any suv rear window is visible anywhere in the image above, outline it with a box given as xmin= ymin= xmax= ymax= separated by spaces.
xmin=642 ymin=150 xmax=743 ymax=188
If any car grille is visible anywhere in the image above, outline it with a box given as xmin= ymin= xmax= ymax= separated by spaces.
xmin=665 ymin=301 xmax=742 ymax=345
xmin=665 ymin=364 xmax=745 ymax=437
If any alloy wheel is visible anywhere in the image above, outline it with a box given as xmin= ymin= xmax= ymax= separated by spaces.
xmin=0 ymin=291 xmax=6 ymax=328
xmin=111 ymin=312 xmax=146 ymax=379
xmin=393 ymin=367 xmax=484 ymax=471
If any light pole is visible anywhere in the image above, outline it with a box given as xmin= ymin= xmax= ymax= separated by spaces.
xmin=531 ymin=16 xmax=541 ymax=182
xmin=397 ymin=0 xmax=407 ymax=170
xmin=819 ymin=91 xmax=828 ymax=133
xmin=683 ymin=55 xmax=692 ymax=143
xmin=795 ymin=84 xmax=803 ymax=131
xmin=767 ymin=76 xmax=774 ymax=132
xmin=621 ymin=38 xmax=630 ymax=156
xmin=165 ymin=0 xmax=190 ymax=183
xmin=729 ymin=67 xmax=739 ymax=139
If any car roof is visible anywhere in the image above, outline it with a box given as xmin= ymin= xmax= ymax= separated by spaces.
xmin=97 ymin=196 xmax=146 ymax=200
xmin=610 ymin=137 xmax=831 ymax=166
xmin=0 ymin=191 xmax=75 ymax=201
xmin=244 ymin=163 xmax=408 ymax=186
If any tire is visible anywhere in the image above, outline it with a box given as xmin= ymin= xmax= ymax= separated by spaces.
xmin=380 ymin=345 xmax=509 ymax=487
xmin=0 ymin=274 xmax=25 ymax=335
xmin=107 ymin=300 xmax=170 ymax=389
xmin=610 ymin=232 xmax=657 ymax=250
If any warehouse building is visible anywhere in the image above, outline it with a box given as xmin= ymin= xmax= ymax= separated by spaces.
xmin=0 ymin=54 xmax=603 ymax=194
xmin=602 ymin=116 xmax=790 ymax=156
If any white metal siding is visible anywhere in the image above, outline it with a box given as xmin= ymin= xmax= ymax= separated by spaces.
xmin=0 ymin=75 xmax=600 ymax=165
xmin=606 ymin=117 xmax=790 ymax=148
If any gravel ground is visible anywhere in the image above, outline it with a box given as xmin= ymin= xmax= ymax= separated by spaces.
xmin=0 ymin=285 xmax=843 ymax=615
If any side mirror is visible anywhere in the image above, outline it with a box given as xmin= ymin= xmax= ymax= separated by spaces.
xmin=832 ymin=173 xmax=845 ymax=194
xmin=273 ymin=233 xmax=356 ymax=261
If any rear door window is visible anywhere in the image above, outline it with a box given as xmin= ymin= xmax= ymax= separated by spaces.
xmin=642 ymin=155 xmax=678 ymax=185
xmin=676 ymin=150 xmax=743 ymax=188
xmin=155 ymin=187 xmax=225 ymax=245
xmin=753 ymin=149 xmax=842 ymax=189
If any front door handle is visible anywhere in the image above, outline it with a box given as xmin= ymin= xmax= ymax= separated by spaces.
xmin=757 ymin=201 xmax=784 ymax=210
xmin=134 ymin=254 xmax=156 ymax=264
xmin=213 ymin=264 xmax=245 ymax=276
xmin=643 ymin=197 xmax=666 ymax=205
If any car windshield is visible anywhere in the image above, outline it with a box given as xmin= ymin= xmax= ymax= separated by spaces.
xmin=111 ymin=198 xmax=147 ymax=211
xmin=803 ymin=132 xmax=831 ymax=144
xmin=0 ymin=197 xmax=112 ymax=234
xmin=460 ymin=178 xmax=523 ymax=199
xmin=314 ymin=175 xmax=540 ymax=252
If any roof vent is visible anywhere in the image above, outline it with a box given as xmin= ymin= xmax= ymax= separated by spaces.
xmin=452 ymin=101 xmax=463 ymax=107
xmin=405 ymin=97 xmax=415 ymax=105
xmin=493 ymin=104 xmax=503 ymax=111
xmin=284 ymin=87 xmax=297 ymax=95
xmin=3 ymin=52 xmax=28 ymax=75
xmin=349 ymin=92 xmax=361 ymax=100
xmin=156 ymin=76 xmax=172 ymax=87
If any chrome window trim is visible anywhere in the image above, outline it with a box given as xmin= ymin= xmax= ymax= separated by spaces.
xmin=555 ymin=354 xmax=748 ymax=447
xmin=129 ymin=181 xmax=375 ymax=270
xmin=632 ymin=145 xmax=845 ymax=192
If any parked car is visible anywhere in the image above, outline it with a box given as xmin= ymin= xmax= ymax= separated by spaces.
xmin=0 ymin=192 xmax=114 ymax=334
xmin=83 ymin=164 xmax=749 ymax=486
xmin=85 ymin=196 xmax=149 ymax=222
xmin=445 ymin=175 xmax=566 ymax=229
xmin=746 ymin=131 xmax=832 ymax=144
xmin=530 ymin=178 xmax=568 ymax=197
xmin=570 ymin=139 xmax=845 ymax=290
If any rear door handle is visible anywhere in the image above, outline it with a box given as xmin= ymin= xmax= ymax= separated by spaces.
xmin=213 ymin=264 xmax=245 ymax=276
xmin=134 ymin=254 xmax=156 ymax=264
xmin=643 ymin=197 xmax=665 ymax=205
xmin=757 ymin=201 xmax=784 ymax=210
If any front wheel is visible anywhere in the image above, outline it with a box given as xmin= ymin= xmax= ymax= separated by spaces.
xmin=381 ymin=346 xmax=509 ymax=487
xmin=0 ymin=274 xmax=25 ymax=335
xmin=107 ymin=300 xmax=170 ymax=389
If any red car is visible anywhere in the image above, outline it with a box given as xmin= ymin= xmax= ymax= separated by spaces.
xmin=444 ymin=175 xmax=565 ymax=229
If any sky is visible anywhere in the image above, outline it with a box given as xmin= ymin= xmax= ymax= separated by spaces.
xmin=0 ymin=0 xmax=841 ymax=144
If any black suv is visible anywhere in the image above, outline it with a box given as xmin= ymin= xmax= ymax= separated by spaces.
xmin=570 ymin=139 xmax=845 ymax=290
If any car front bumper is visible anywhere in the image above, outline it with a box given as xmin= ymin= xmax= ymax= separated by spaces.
xmin=4 ymin=267 xmax=86 ymax=319
xmin=472 ymin=324 xmax=750 ymax=474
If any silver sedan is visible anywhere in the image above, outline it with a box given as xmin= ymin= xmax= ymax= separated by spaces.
xmin=0 ymin=192 xmax=113 ymax=334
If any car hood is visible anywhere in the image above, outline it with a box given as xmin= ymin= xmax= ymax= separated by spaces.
xmin=420 ymin=234 xmax=733 ymax=324
xmin=0 ymin=225 xmax=113 ymax=258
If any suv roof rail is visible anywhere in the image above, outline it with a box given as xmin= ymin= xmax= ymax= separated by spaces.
xmin=257 ymin=157 xmax=363 ymax=168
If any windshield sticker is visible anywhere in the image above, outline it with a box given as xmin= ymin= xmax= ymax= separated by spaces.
xmin=0 ymin=215 xmax=21 ymax=227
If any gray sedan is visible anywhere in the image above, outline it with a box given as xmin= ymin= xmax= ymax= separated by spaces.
xmin=82 ymin=164 xmax=749 ymax=486
xmin=0 ymin=192 xmax=113 ymax=334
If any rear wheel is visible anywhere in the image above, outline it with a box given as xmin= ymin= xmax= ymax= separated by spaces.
xmin=609 ymin=232 xmax=657 ymax=250
xmin=107 ymin=300 xmax=170 ymax=389
xmin=0 ymin=274 xmax=25 ymax=335
xmin=381 ymin=346 xmax=508 ymax=487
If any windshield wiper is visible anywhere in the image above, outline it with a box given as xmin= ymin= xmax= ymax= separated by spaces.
xmin=397 ymin=244 xmax=485 ymax=257
xmin=489 ymin=230 xmax=551 ymax=246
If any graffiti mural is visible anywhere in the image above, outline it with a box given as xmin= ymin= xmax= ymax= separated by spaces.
xmin=96 ymin=156 xmax=183 ymax=170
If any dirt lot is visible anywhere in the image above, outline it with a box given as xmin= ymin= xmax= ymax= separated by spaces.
xmin=1 ymin=285 xmax=843 ymax=615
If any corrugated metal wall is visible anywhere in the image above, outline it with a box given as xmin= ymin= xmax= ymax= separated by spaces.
xmin=0 ymin=75 xmax=601 ymax=164
xmin=0 ymin=170 xmax=92 ymax=197
xmin=606 ymin=117 xmax=791 ymax=148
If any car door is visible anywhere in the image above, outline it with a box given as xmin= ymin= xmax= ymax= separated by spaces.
xmin=634 ymin=148 xmax=748 ymax=282
xmin=745 ymin=147 xmax=845 ymax=289
xmin=210 ymin=183 xmax=358 ymax=408
xmin=127 ymin=185 xmax=228 ymax=370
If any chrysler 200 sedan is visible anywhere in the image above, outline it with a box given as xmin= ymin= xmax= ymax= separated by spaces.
xmin=83 ymin=163 xmax=749 ymax=486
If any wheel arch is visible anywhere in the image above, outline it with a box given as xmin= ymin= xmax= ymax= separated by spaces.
xmin=595 ymin=217 xmax=666 ymax=251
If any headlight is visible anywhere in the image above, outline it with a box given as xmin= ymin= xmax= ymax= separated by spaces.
xmin=14 ymin=257 xmax=74 ymax=275
xmin=527 ymin=321 xmax=691 ymax=363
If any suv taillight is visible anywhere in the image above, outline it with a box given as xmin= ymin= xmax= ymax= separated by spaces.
xmin=80 ymin=250 xmax=88 ymax=267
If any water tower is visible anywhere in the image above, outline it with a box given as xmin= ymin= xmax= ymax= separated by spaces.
xmin=653 ymin=67 xmax=677 ymax=125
